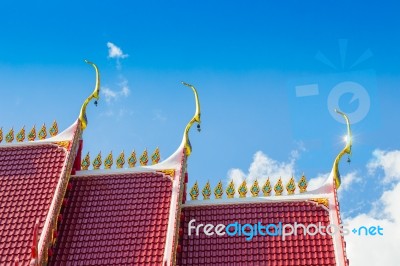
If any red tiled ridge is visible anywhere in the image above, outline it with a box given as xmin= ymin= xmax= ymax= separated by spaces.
xmin=177 ymin=201 xmax=336 ymax=266
xmin=49 ymin=172 xmax=173 ymax=265
xmin=0 ymin=144 xmax=67 ymax=265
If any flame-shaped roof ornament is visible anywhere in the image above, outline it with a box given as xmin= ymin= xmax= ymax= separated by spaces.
xmin=182 ymin=82 xmax=201 ymax=157
xmin=332 ymin=109 xmax=352 ymax=189
xmin=78 ymin=60 xmax=100 ymax=130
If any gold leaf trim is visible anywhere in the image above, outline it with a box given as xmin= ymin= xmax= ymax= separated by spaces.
xmin=54 ymin=141 xmax=70 ymax=149
xmin=157 ymin=169 xmax=175 ymax=178
xmin=311 ymin=198 xmax=329 ymax=208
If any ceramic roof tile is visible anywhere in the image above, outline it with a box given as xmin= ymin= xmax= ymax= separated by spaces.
xmin=177 ymin=201 xmax=336 ymax=266
xmin=0 ymin=144 xmax=67 ymax=265
xmin=49 ymin=172 xmax=173 ymax=265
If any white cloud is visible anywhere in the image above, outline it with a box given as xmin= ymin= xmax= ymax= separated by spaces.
xmin=344 ymin=149 xmax=400 ymax=266
xmin=341 ymin=171 xmax=362 ymax=191
xmin=367 ymin=149 xmax=400 ymax=182
xmin=102 ymin=87 xmax=118 ymax=102
xmin=308 ymin=173 xmax=329 ymax=190
xmin=152 ymin=109 xmax=167 ymax=122
xmin=101 ymin=78 xmax=130 ymax=103
xmin=107 ymin=42 xmax=128 ymax=59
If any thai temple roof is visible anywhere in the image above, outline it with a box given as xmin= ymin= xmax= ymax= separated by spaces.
xmin=0 ymin=61 xmax=351 ymax=266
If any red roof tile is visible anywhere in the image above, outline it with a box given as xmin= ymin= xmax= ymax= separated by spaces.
xmin=49 ymin=172 xmax=173 ymax=265
xmin=0 ymin=144 xmax=67 ymax=265
xmin=177 ymin=201 xmax=336 ymax=266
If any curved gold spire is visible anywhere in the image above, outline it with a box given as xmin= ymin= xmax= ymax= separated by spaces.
xmin=332 ymin=109 xmax=352 ymax=189
xmin=78 ymin=60 xmax=100 ymax=131
xmin=182 ymin=82 xmax=201 ymax=156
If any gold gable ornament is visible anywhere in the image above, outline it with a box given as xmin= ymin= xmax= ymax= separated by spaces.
xmin=332 ymin=109 xmax=352 ymax=189
xmin=78 ymin=60 xmax=100 ymax=131
xmin=0 ymin=127 xmax=3 ymax=143
xmin=214 ymin=181 xmax=223 ymax=199
xmin=181 ymin=82 xmax=201 ymax=157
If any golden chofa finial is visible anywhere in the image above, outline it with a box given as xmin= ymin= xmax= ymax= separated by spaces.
xmin=182 ymin=82 xmax=201 ymax=157
xmin=332 ymin=109 xmax=352 ymax=189
xmin=78 ymin=60 xmax=100 ymax=131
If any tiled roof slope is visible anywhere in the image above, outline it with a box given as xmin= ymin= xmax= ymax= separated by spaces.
xmin=50 ymin=172 xmax=173 ymax=265
xmin=177 ymin=201 xmax=336 ymax=266
xmin=0 ymin=144 xmax=67 ymax=265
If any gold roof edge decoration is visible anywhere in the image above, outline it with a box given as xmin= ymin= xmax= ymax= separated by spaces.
xmin=181 ymin=82 xmax=201 ymax=157
xmin=186 ymin=176 xmax=311 ymax=200
xmin=78 ymin=60 xmax=100 ymax=131
xmin=0 ymin=121 xmax=63 ymax=144
xmin=332 ymin=109 xmax=352 ymax=189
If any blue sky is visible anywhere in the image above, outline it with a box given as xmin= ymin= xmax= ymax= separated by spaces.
xmin=1 ymin=1 xmax=400 ymax=263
